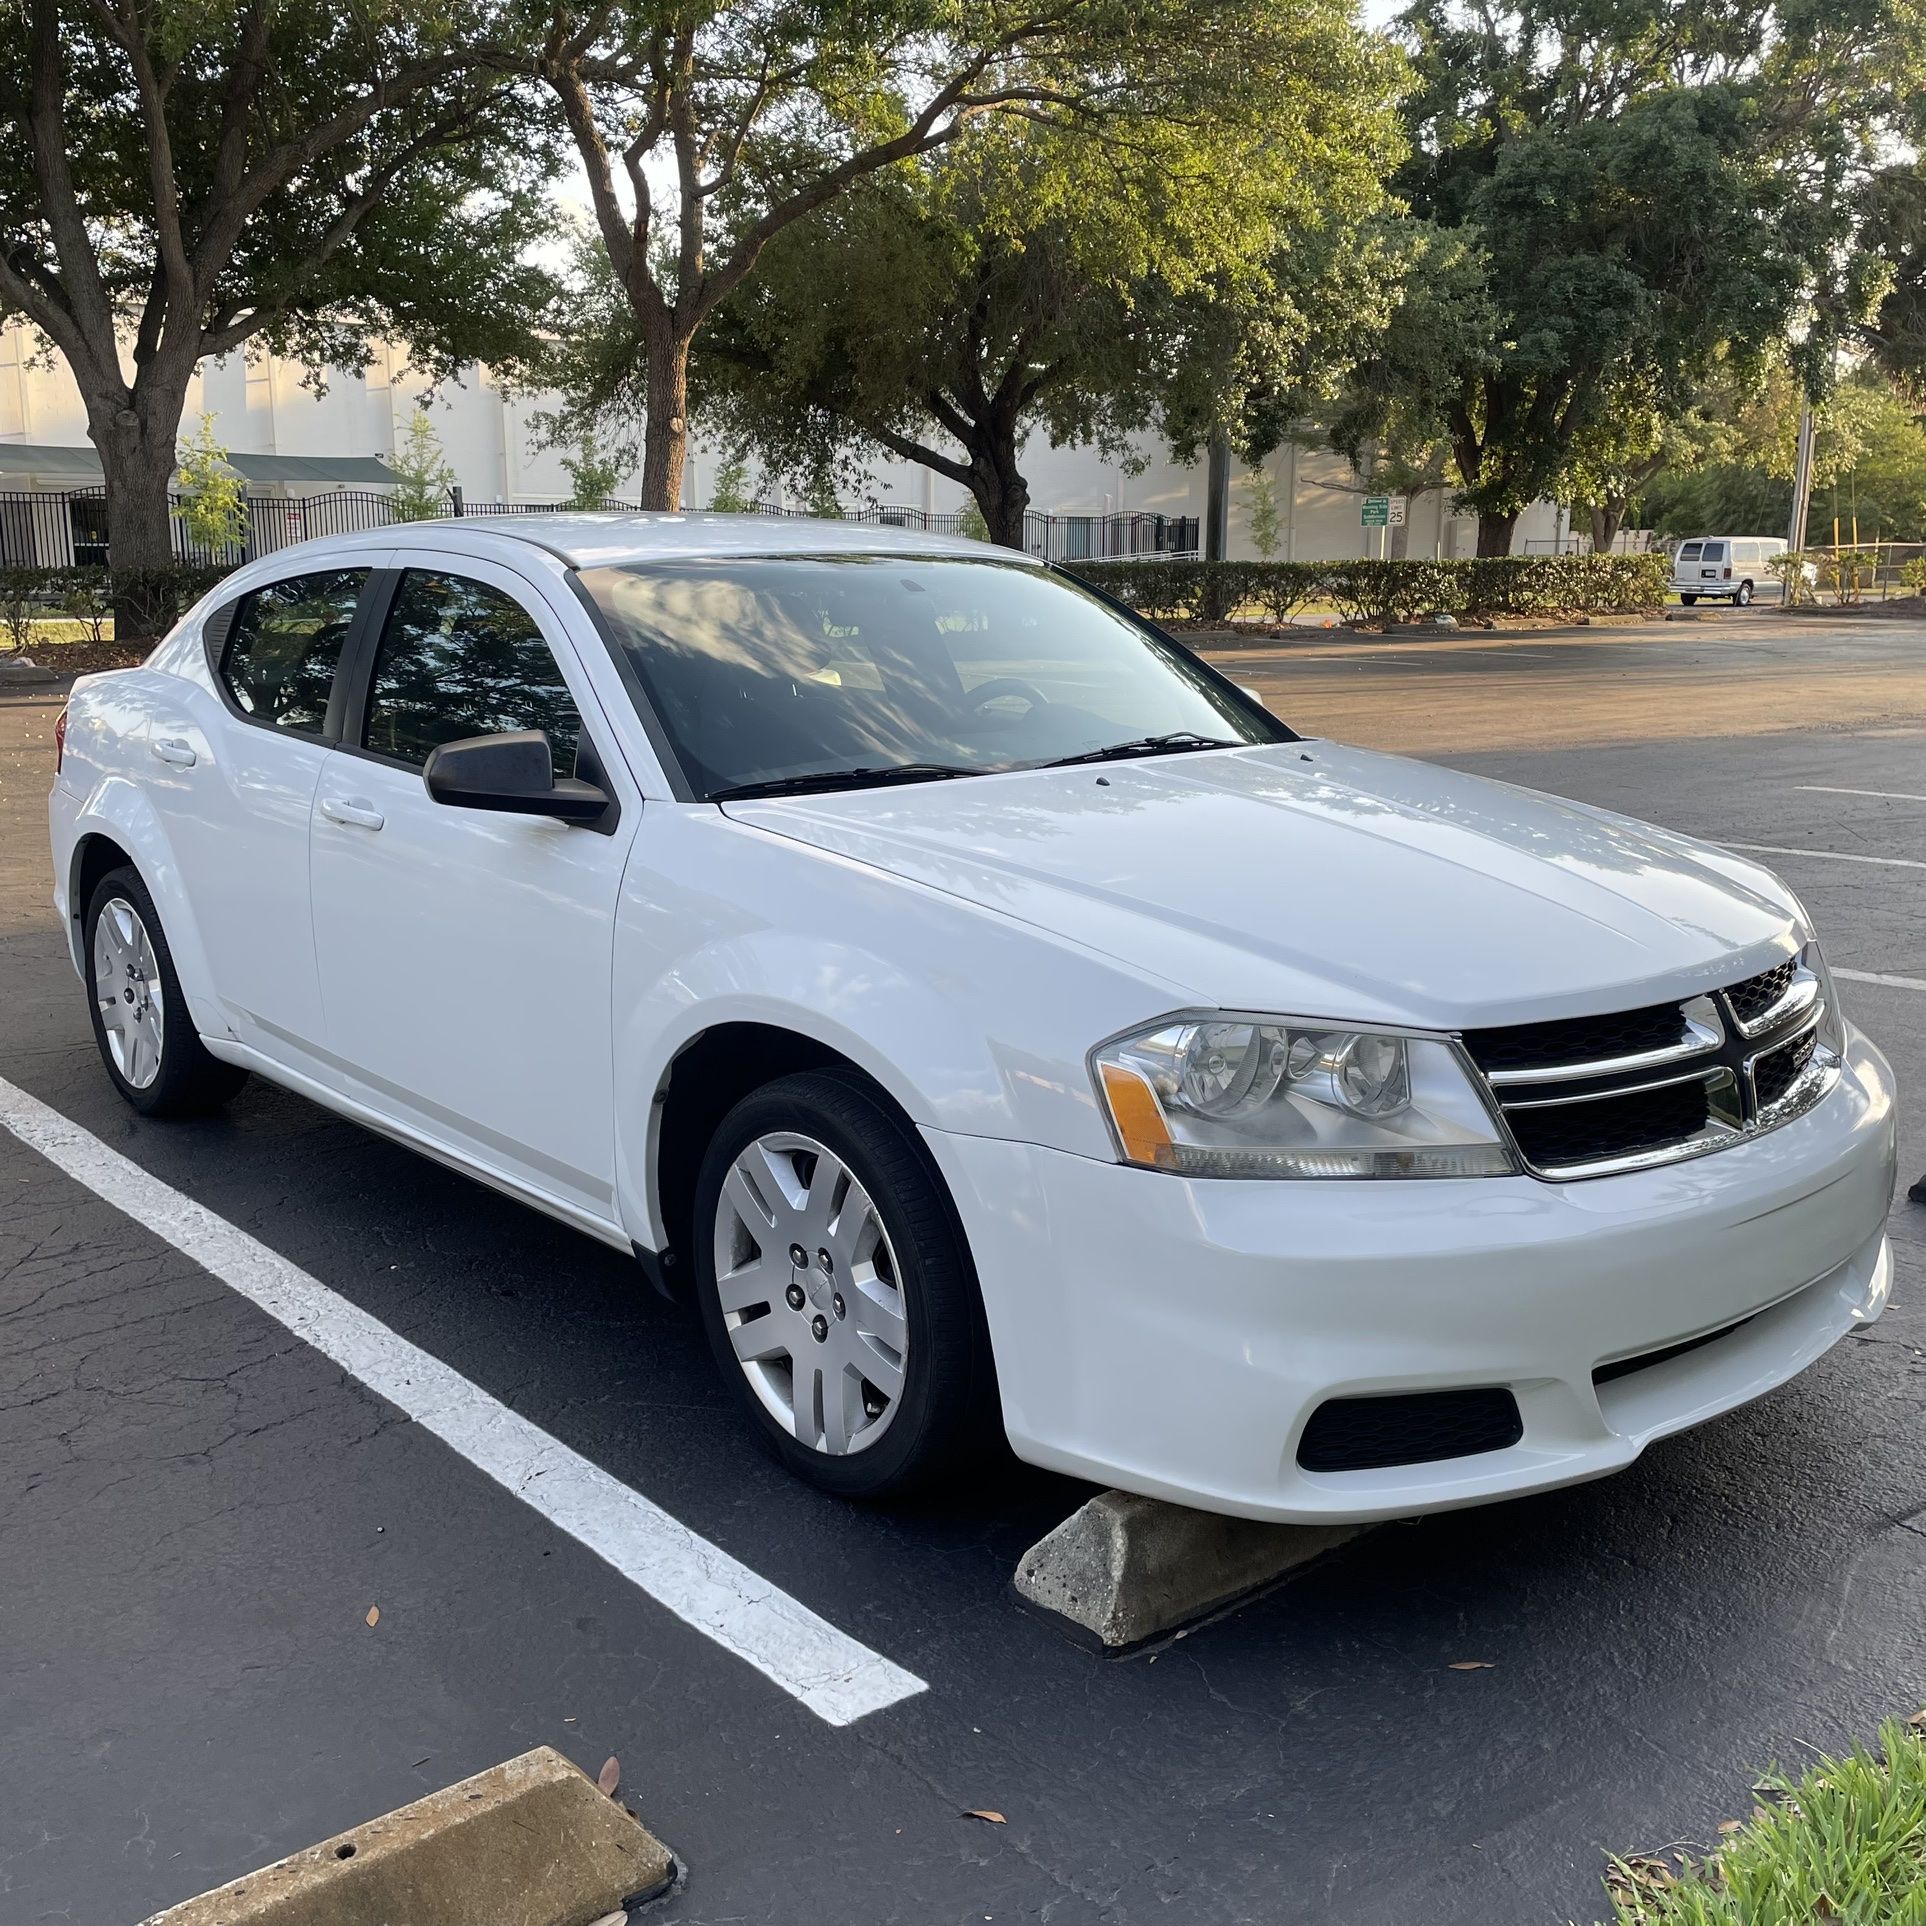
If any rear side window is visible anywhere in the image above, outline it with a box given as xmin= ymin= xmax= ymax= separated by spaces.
xmin=221 ymin=570 xmax=367 ymax=736
xmin=361 ymin=570 xmax=581 ymax=779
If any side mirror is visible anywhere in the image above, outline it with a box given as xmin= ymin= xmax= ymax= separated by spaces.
xmin=422 ymin=729 xmax=611 ymax=826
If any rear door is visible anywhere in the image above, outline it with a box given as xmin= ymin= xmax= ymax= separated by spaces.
xmin=1699 ymin=539 xmax=1726 ymax=584
xmin=308 ymin=556 xmax=638 ymax=1230
xmin=148 ymin=560 xmax=380 ymax=1067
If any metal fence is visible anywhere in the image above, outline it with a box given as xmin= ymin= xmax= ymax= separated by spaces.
xmin=0 ymin=486 xmax=1197 ymax=571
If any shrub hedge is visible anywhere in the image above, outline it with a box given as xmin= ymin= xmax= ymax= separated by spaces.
xmin=1065 ymin=553 xmax=1669 ymax=623
xmin=0 ymin=562 xmax=231 ymax=644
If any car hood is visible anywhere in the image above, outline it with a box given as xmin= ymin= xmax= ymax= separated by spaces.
xmin=721 ymin=742 xmax=1804 ymax=1029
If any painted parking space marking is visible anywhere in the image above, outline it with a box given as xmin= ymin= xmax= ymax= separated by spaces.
xmin=1724 ymin=842 xmax=1926 ymax=871
xmin=1796 ymin=785 xmax=1926 ymax=804
xmin=1835 ymin=968 xmax=1926 ymax=993
xmin=0 ymin=1074 xmax=925 ymax=1727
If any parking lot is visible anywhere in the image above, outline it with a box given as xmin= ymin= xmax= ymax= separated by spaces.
xmin=5 ymin=604 xmax=1926 ymax=1926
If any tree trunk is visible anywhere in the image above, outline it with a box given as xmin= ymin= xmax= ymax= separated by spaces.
xmin=1475 ymin=511 xmax=1518 ymax=558
xmin=971 ymin=446 xmax=1031 ymax=550
xmin=91 ymin=397 xmax=184 ymax=639
xmin=639 ymin=324 xmax=692 ymax=510
xmin=1589 ymin=500 xmax=1625 ymax=554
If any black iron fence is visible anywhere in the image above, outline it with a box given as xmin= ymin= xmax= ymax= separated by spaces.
xmin=0 ymin=486 xmax=1197 ymax=571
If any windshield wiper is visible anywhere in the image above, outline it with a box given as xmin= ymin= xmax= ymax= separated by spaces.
xmin=1040 ymin=731 xmax=1241 ymax=770
xmin=710 ymin=763 xmax=977 ymax=801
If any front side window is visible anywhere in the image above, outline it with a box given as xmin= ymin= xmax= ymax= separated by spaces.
xmin=221 ymin=569 xmax=367 ymax=736
xmin=362 ymin=570 xmax=582 ymax=779
xmin=578 ymin=555 xmax=1286 ymax=798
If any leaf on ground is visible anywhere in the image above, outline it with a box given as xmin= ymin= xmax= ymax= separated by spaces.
xmin=365 ymin=1605 xmax=379 ymax=1628
xmin=1447 ymin=1660 xmax=1494 ymax=1671
xmin=1717 ymin=1819 xmax=1745 ymax=1834
xmin=963 ymin=1809 xmax=1007 ymax=1825
xmin=597 ymin=1755 xmax=621 ymax=1797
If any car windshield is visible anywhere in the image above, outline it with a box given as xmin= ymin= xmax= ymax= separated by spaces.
xmin=577 ymin=554 xmax=1289 ymax=799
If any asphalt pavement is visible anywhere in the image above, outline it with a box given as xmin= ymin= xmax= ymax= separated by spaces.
xmin=4 ymin=608 xmax=1926 ymax=1925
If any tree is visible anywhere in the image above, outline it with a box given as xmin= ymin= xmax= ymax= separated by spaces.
xmin=172 ymin=412 xmax=247 ymax=556
xmin=691 ymin=3 xmax=1404 ymax=545
xmin=1245 ymin=466 xmax=1281 ymax=560
xmin=390 ymin=408 xmax=457 ymax=523
xmin=561 ymin=431 xmax=627 ymax=508
xmin=1360 ymin=0 xmax=1916 ymax=555
xmin=534 ymin=0 xmax=1395 ymax=515
xmin=0 ymin=1 xmax=556 ymax=623
xmin=707 ymin=450 xmax=755 ymax=511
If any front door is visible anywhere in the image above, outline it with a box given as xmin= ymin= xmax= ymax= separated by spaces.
xmin=308 ymin=559 xmax=636 ymax=1230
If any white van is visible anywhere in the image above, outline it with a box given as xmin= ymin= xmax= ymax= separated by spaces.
xmin=1671 ymin=536 xmax=1787 ymax=606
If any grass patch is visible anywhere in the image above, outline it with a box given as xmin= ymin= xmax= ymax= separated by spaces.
xmin=1600 ymin=1716 xmax=1926 ymax=1924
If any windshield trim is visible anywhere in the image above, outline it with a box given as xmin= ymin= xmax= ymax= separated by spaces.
xmin=569 ymin=550 xmax=1295 ymax=803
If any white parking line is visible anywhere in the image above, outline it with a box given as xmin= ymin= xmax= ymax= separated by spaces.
xmin=0 ymin=1076 xmax=925 ymax=1727
xmin=1836 ymin=968 xmax=1926 ymax=993
xmin=1725 ymin=842 xmax=1926 ymax=871
xmin=1796 ymin=785 xmax=1926 ymax=804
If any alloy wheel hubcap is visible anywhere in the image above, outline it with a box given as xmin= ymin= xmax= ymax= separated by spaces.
xmin=713 ymin=1132 xmax=908 ymax=1456
xmin=93 ymin=897 xmax=164 ymax=1090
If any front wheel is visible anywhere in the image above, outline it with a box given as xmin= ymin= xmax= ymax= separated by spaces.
xmin=84 ymin=866 xmax=248 ymax=1117
xmin=693 ymin=1069 xmax=998 ymax=1498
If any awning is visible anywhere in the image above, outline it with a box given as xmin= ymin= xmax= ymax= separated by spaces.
xmin=0 ymin=442 xmax=398 ymax=486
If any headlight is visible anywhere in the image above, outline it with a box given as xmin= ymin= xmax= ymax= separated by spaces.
xmin=1091 ymin=1015 xmax=1518 ymax=1179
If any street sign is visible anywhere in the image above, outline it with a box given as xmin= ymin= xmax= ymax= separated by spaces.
xmin=1387 ymin=497 xmax=1407 ymax=527
xmin=1361 ymin=496 xmax=1390 ymax=526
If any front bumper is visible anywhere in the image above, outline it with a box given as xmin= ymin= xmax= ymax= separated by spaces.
xmin=925 ymin=1026 xmax=1896 ymax=1522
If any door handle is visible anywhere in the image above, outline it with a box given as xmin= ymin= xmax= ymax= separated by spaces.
xmin=151 ymin=737 xmax=197 ymax=767
xmin=319 ymin=796 xmax=385 ymax=831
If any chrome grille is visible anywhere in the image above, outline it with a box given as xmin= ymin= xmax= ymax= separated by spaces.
xmin=1462 ymin=949 xmax=1837 ymax=1180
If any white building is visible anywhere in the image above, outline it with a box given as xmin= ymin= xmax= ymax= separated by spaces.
xmin=0 ymin=319 xmax=1571 ymax=564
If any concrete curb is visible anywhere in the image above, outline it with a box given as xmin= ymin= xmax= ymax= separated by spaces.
xmin=1014 ymin=1490 xmax=1366 ymax=1649
xmin=138 ymin=1746 xmax=674 ymax=1926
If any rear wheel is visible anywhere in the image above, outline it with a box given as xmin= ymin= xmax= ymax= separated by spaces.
xmin=1734 ymin=580 xmax=1754 ymax=606
xmin=84 ymin=866 xmax=247 ymax=1117
xmin=693 ymin=1069 xmax=997 ymax=1498
xmin=1680 ymin=593 xmax=1698 ymax=605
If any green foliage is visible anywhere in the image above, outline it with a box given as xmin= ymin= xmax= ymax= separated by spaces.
xmin=1770 ymin=551 xmax=1817 ymax=606
xmin=1338 ymin=0 xmax=1917 ymax=548
xmin=1901 ymin=556 xmax=1926 ymax=595
xmin=171 ymin=414 xmax=248 ymax=555
xmin=561 ymin=433 xmax=628 ymax=511
xmin=1067 ymin=554 xmax=1667 ymax=622
xmin=1599 ymin=1718 xmax=1926 ymax=1925
xmin=693 ymin=0 xmax=1405 ymax=543
xmin=708 ymin=453 xmax=757 ymax=514
xmin=0 ymin=568 xmax=41 ymax=652
xmin=0 ymin=564 xmax=226 ymax=643
xmin=57 ymin=569 xmax=113 ymax=644
xmin=957 ymin=500 xmax=990 ymax=542
xmin=389 ymin=409 xmax=455 ymax=523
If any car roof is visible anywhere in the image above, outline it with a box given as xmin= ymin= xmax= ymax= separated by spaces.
xmin=367 ymin=512 xmax=1038 ymax=570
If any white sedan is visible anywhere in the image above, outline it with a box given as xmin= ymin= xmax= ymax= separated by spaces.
xmin=48 ymin=516 xmax=1896 ymax=1519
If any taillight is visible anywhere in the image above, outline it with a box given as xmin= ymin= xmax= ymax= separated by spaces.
xmin=1723 ymin=566 xmax=1732 ymax=579
xmin=53 ymin=706 xmax=67 ymax=773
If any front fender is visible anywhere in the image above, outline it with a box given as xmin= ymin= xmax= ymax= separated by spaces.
xmin=611 ymin=808 xmax=1183 ymax=1248
xmin=65 ymin=776 xmax=223 ymax=1038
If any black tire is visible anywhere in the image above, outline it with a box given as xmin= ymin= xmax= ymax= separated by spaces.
xmin=1680 ymin=593 xmax=1698 ymax=605
xmin=84 ymin=866 xmax=248 ymax=1118
xmin=692 ymin=1069 xmax=999 ymax=1499
xmin=1734 ymin=580 xmax=1753 ymax=606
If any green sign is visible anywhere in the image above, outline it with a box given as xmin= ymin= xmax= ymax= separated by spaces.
xmin=1361 ymin=496 xmax=1390 ymax=526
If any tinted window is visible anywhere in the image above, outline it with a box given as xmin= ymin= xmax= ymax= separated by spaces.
xmin=1701 ymin=541 xmax=1725 ymax=561
xmin=1676 ymin=542 xmax=1702 ymax=563
xmin=579 ymin=555 xmax=1284 ymax=798
xmin=362 ymin=571 xmax=581 ymax=779
xmin=221 ymin=569 xmax=366 ymax=735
